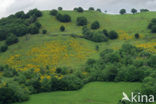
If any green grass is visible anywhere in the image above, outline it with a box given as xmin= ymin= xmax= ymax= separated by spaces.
xmin=0 ymin=10 xmax=156 ymax=69
xmin=39 ymin=10 xmax=156 ymax=36
xmin=16 ymin=82 xmax=141 ymax=104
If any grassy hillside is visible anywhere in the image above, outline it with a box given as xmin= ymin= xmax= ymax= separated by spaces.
xmin=40 ymin=10 xmax=156 ymax=36
xmin=16 ymin=82 xmax=141 ymax=104
xmin=0 ymin=10 xmax=156 ymax=70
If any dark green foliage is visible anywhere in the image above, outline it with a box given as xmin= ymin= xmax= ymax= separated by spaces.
xmin=0 ymin=87 xmax=15 ymax=104
xmin=6 ymin=34 xmax=18 ymax=45
xmin=15 ymin=11 xmax=25 ymax=18
xmin=0 ymin=44 xmax=8 ymax=52
xmin=148 ymin=55 xmax=156 ymax=68
xmin=148 ymin=18 xmax=156 ymax=33
xmin=50 ymin=9 xmax=58 ymax=16
xmin=140 ymin=9 xmax=149 ymax=12
xmin=3 ymin=66 xmax=17 ymax=77
xmin=135 ymin=33 xmax=140 ymax=39
xmin=131 ymin=8 xmax=137 ymax=14
xmin=89 ymin=7 xmax=94 ymax=11
xmin=58 ymin=75 xmax=84 ymax=90
xmin=76 ymin=17 xmax=88 ymax=26
xmin=85 ymin=44 xmax=154 ymax=82
xmin=60 ymin=25 xmax=65 ymax=32
xmin=0 ymin=8 xmax=41 ymax=46
xmin=151 ymin=25 xmax=156 ymax=33
xmin=56 ymin=14 xmax=71 ymax=22
xmin=42 ymin=30 xmax=47 ymax=34
xmin=82 ymin=27 xmax=108 ymax=42
xmin=76 ymin=7 xmax=84 ymax=12
xmin=0 ymin=29 xmax=8 ymax=40
xmin=95 ymin=45 xmax=99 ymax=51
xmin=96 ymin=9 xmax=101 ymax=12
xmin=27 ymin=8 xmax=42 ymax=17
xmin=91 ymin=21 xmax=100 ymax=29
xmin=29 ymin=25 xmax=40 ymax=34
xmin=58 ymin=7 xmax=63 ymax=10
xmin=120 ymin=9 xmax=126 ymax=14
xmin=108 ymin=31 xmax=118 ymax=39
xmin=103 ymin=29 xmax=109 ymax=37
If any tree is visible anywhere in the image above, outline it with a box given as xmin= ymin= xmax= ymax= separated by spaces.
xmin=91 ymin=21 xmax=100 ymax=29
xmin=0 ymin=29 xmax=7 ymax=41
xmin=131 ymin=8 xmax=137 ymax=14
xmin=60 ymin=26 xmax=65 ymax=32
xmin=120 ymin=9 xmax=126 ymax=15
xmin=76 ymin=7 xmax=84 ymax=12
xmin=29 ymin=25 xmax=39 ymax=34
xmin=35 ymin=22 xmax=41 ymax=28
xmin=76 ymin=17 xmax=88 ymax=26
xmin=148 ymin=55 xmax=156 ymax=68
xmin=50 ymin=9 xmax=58 ymax=16
xmin=0 ymin=87 xmax=15 ymax=104
xmin=140 ymin=9 xmax=149 ymax=12
xmin=108 ymin=31 xmax=118 ymax=39
xmin=15 ymin=11 xmax=25 ymax=18
xmin=135 ymin=33 xmax=139 ymax=39
xmin=58 ymin=7 xmax=63 ymax=10
xmin=0 ymin=44 xmax=8 ymax=52
xmin=89 ymin=7 xmax=94 ymax=11
xmin=103 ymin=29 xmax=109 ymax=37
xmin=42 ymin=30 xmax=47 ymax=34
xmin=6 ymin=34 xmax=18 ymax=45
xmin=97 ymin=9 xmax=101 ymax=12
xmin=56 ymin=14 xmax=71 ymax=22
xmin=27 ymin=8 xmax=42 ymax=17
xmin=151 ymin=25 xmax=156 ymax=33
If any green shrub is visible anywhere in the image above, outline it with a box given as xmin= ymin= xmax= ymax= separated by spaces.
xmin=96 ymin=9 xmax=101 ymax=12
xmin=103 ymin=29 xmax=108 ymax=37
xmin=0 ymin=44 xmax=8 ymax=52
xmin=120 ymin=9 xmax=126 ymax=14
xmin=91 ymin=21 xmax=100 ymax=29
xmin=60 ymin=25 xmax=65 ymax=32
xmin=140 ymin=9 xmax=149 ymax=12
xmin=151 ymin=25 xmax=156 ymax=33
xmin=135 ymin=33 xmax=140 ymax=39
xmin=89 ymin=7 xmax=94 ymax=11
xmin=76 ymin=7 xmax=84 ymax=12
xmin=58 ymin=7 xmax=63 ymax=10
xmin=42 ymin=30 xmax=47 ymax=34
xmin=27 ymin=8 xmax=42 ymax=17
xmin=108 ymin=31 xmax=118 ymax=39
xmin=29 ymin=25 xmax=39 ymax=34
xmin=0 ymin=87 xmax=15 ymax=104
xmin=76 ymin=17 xmax=88 ymax=26
xmin=50 ymin=9 xmax=58 ymax=16
xmin=148 ymin=55 xmax=156 ymax=68
xmin=131 ymin=8 xmax=137 ymax=14
xmin=6 ymin=34 xmax=18 ymax=45
xmin=56 ymin=14 xmax=71 ymax=22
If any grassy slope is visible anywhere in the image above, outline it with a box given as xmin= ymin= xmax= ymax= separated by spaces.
xmin=0 ymin=11 xmax=156 ymax=69
xmin=16 ymin=82 xmax=141 ymax=104
xmin=40 ymin=10 xmax=156 ymax=36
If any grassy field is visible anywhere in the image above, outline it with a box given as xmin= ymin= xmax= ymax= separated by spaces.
xmin=16 ymin=82 xmax=142 ymax=104
xmin=0 ymin=10 xmax=156 ymax=70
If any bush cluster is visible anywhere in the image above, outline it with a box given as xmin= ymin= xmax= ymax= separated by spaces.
xmin=76 ymin=17 xmax=88 ymax=26
xmin=56 ymin=14 xmax=71 ymax=22
xmin=82 ymin=27 xmax=118 ymax=42
xmin=0 ymin=8 xmax=42 ymax=51
xmin=148 ymin=18 xmax=156 ymax=33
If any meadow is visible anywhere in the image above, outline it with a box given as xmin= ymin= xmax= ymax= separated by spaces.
xmin=0 ymin=9 xmax=156 ymax=104
xmin=16 ymin=82 xmax=142 ymax=104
